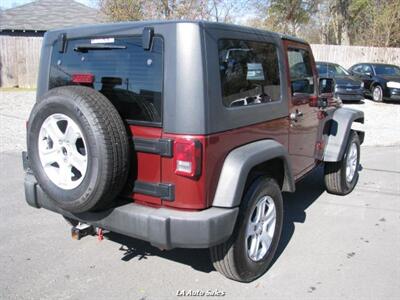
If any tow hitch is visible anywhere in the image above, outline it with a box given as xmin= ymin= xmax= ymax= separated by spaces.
xmin=71 ymin=223 xmax=95 ymax=240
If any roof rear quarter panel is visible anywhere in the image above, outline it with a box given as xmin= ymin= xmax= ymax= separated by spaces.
xmin=201 ymin=24 xmax=290 ymax=134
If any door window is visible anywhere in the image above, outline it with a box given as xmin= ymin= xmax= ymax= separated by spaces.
xmin=288 ymin=48 xmax=315 ymax=95
xmin=362 ymin=65 xmax=372 ymax=74
xmin=353 ymin=65 xmax=363 ymax=73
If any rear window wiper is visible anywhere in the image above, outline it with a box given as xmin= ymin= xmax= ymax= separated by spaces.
xmin=74 ymin=44 xmax=127 ymax=52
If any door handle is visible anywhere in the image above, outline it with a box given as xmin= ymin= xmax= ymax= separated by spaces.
xmin=290 ymin=109 xmax=303 ymax=121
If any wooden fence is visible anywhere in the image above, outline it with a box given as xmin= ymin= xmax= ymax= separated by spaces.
xmin=311 ymin=44 xmax=400 ymax=69
xmin=0 ymin=36 xmax=399 ymax=88
xmin=0 ymin=36 xmax=42 ymax=88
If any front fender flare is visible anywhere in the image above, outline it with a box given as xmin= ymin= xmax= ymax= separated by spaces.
xmin=323 ymin=107 xmax=364 ymax=162
xmin=212 ymin=140 xmax=295 ymax=208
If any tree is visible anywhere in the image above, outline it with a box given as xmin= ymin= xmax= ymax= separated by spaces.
xmin=248 ymin=0 xmax=318 ymax=35
xmin=353 ymin=0 xmax=400 ymax=47
xmin=320 ymin=0 xmax=400 ymax=46
xmin=99 ymin=0 xmax=144 ymax=21
xmin=99 ymin=0 xmax=400 ymax=47
xmin=99 ymin=0 xmax=246 ymax=23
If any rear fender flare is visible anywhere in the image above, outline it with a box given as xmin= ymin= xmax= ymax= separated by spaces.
xmin=212 ymin=140 xmax=295 ymax=208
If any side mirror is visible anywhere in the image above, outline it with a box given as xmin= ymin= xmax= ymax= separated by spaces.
xmin=319 ymin=77 xmax=335 ymax=94
xmin=314 ymin=77 xmax=335 ymax=108
xmin=365 ymin=72 xmax=372 ymax=77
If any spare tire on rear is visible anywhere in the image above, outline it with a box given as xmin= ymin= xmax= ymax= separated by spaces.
xmin=27 ymin=86 xmax=130 ymax=213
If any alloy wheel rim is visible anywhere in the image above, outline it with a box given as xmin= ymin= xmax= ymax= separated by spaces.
xmin=373 ymin=87 xmax=382 ymax=101
xmin=38 ymin=113 xmax=88 ymax=190
xmin=246 ymin=195 xmax=277 ymax=262
xmin=346 ymin=142 xmax=358 ymax=183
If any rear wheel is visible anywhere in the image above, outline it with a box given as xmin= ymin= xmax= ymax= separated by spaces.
xmin=210 ymin=177 xmax=283 ymax=282
xmin=324 ymin=131 xmax=360 ymax=195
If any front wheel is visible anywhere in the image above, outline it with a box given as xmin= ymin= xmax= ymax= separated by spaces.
xmin=324 ymin=131 xmax=360 ymax=195
xmin=210 ymin=177 xmax=283 ymax=282
xmin=372 ymin=85 xmax=383 ymax=102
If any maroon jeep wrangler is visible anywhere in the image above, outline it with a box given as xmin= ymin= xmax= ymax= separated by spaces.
xmin=23 ymin=21 xmax=364 ymax=282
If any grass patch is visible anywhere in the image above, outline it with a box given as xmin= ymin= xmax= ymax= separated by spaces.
xmin=0 ymin=87 xmax=36 ymax=92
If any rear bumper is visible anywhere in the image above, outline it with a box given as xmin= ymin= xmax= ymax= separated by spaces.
xmin=24 ymin=173 xmax=238 ymax=249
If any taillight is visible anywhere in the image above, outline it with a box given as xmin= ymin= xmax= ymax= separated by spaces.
xmin=174 ymin=139 xmax=202 ymax=178
xmin=72 ymin=73 xmax=94 ymax=84
xmin=309 ymin=95 xmax=318 ymax=107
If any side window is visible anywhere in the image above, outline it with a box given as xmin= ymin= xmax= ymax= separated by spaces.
xmin=363 ymin=65 xmax=372 ymax=74
xmin=218 ymin=39 xmax=281 ymax=108
xmin=288 ymin=48 xmax=315 ymax=95
xmin=353 ymin=65 xmax=363 ymax=73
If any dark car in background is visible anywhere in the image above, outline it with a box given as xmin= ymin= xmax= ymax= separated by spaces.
xmin=316 ymin=62 xmax=364 ymax=102
xmin=349 ymin=63 xmax=400 ymax=102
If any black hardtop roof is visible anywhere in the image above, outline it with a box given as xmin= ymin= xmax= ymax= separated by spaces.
xmin=45 ymin=20 xmax=308 ymax=45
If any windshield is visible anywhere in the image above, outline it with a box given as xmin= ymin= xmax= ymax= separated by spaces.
xmin=373 ymin=65 xmax=400 ymax=75
xmin=317 ymin=63 xmax=349 ymax=76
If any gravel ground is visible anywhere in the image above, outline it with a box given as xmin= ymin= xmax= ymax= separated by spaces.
xmin=0 ymin=91 xmax=399 ymax=151
xmin=0 ymin=91 xmax=35 ymax=152
xmin=346 ymin=100 xmax=400 ymax=146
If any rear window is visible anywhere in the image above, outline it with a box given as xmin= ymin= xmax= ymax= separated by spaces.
xmin=49 ymin=36 xmax=163 ymax=125
xmin=218 ymin=39 xmax=281 ymax=108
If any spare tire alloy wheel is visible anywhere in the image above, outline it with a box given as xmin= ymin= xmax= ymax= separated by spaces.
xmin=38 ymin=113 xmax=88 ymax=190
xmin=28 ymin=86 xmax=130 ymax=213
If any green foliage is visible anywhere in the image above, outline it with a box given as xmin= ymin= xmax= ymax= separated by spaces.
xmin=266 ymin=0 xmax=318 ymax=34
xmin=249 ymin=0 xmax=399 ymax=46
xmin=99 ymin=0 xmax=144 ymax=21
xmin=99 ymin=0 xmax=246 ymax=23
xmin=324 ymin=0 xmax=400 ymax=46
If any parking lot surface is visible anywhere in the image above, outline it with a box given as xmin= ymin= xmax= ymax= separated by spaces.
xmin=1 ymin=92 xmax=399 ymax=152
xmin=0 ymin=91 xmax=399 ymax=299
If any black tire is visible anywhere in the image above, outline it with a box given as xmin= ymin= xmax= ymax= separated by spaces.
xmin=324 ymin=131 xmax=360 ymax=195
xmin=372 ymin=85 xmax=383 ymax=102
xmin=210 ymin=177 xmax=283 ymax=282
xmin=27 ymin=86 xmax=130 ymax=213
